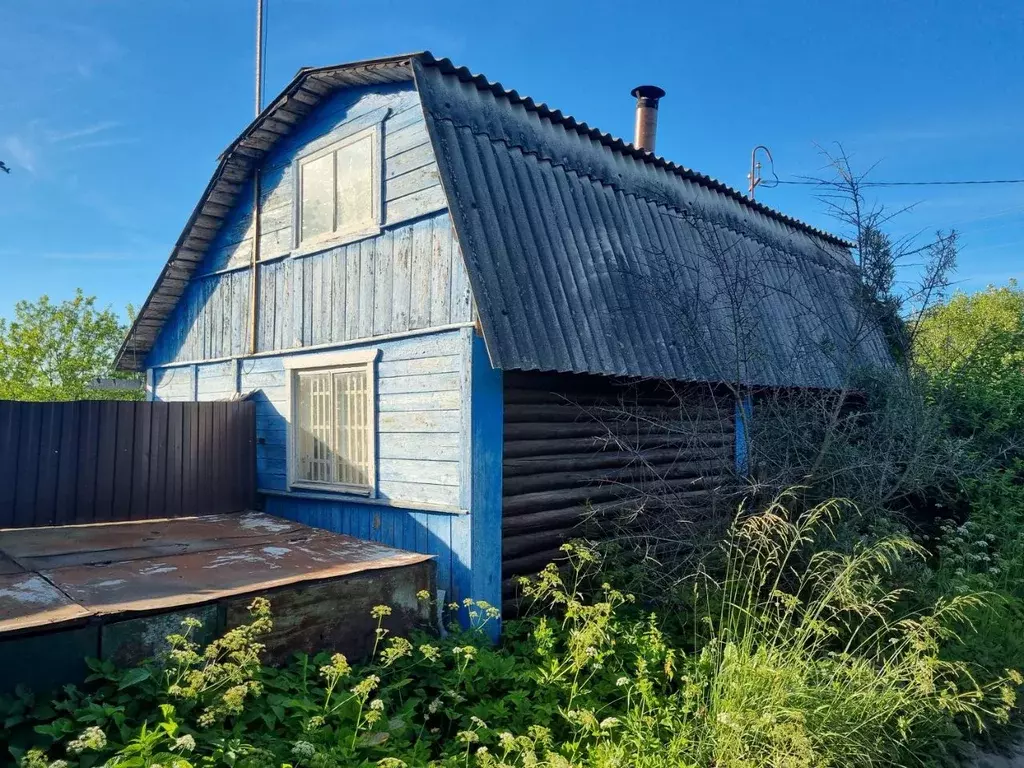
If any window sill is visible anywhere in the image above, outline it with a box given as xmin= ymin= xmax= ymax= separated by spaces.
xmin=290 ymin=481 xmax=372 ymax=496
xmin=289 ymin=224 xmax=382 ymax=261
xmin=260 ymin=487 xmax=467 ymax=516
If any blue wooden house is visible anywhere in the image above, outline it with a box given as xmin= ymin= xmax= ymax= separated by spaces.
xmin=115 ymin=53 xmax=889 ymax=621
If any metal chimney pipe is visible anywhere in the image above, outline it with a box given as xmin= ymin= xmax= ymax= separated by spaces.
xmin=631 ymin=85 xmax=666 ymax=153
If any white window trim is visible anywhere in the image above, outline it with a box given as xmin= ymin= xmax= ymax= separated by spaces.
xmin=292 ymin=123 xmax=383 ymax=256
xmin=283 ymin=347 xmax=381 ymax=497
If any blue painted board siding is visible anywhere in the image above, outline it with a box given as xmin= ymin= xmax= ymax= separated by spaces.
xmin=734 ymin=395 xmax=752 ymax=474
xmin=466 ymin=330 xmax=503 ymax=635
xmin=147 ymin=82 xmax=470 ymax=369
xmin=265 ymin=495 xmax=459 ymax=607
xmin=144 ymin=82 xmax=504 ymax=623
xmin=262 ymin=329 xmax=504 ymax=622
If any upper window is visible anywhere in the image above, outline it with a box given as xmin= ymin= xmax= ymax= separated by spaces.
xmin=295 ymin=124 xmax=381 ymax=250
xmin=284 ymin=349 xmax=379 ymax=495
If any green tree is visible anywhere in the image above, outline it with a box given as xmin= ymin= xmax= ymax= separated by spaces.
xmin=915 ymin=279 xmax=1024 ymax=449
xmin=0 ymin=290 xmax=142 ymax=401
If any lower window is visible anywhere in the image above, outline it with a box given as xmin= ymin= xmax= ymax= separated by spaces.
xmin=285 ymin=349 xmax=379 ymax=494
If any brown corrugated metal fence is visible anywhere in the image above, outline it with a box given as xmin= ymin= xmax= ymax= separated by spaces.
xmin=0 ymin=401 xmax=256 ymax=529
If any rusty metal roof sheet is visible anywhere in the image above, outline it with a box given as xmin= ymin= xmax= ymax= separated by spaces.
xmin=0 ymin=512 xmax=430 ymax=634
xmin=0 ymin=573 xmax=92 ymax=633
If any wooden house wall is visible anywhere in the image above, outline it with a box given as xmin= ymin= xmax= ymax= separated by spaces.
xmin=501 ymin=371 xmax=738 ymax=605
xmin=153 ymin=330 xmax=465 ymax=508
xmin=263 ymin=331 xmax=503 ymax=629
xmin=143 ymin=83 xmax=498 ymax=616
xmin=146 ymin=83 xmax=470 ymax=368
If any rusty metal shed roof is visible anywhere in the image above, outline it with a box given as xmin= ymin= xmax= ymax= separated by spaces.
xmin=0 ymin=512 xmax=430 ymax=634
xmin=116 ymin=53 xmax=889 ymax=388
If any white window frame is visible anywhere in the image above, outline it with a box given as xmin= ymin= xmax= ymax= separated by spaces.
xmin=292 ymin=123 xmax=383 ymax=254
xmin=283 ymin=348 xmax=381 ymax=496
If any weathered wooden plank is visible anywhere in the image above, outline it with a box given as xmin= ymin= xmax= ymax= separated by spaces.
xmin=386 ymin=163 xmax=440 ymax=202
xmin=377 ymin=371 xmax=460 ymax=394
xmin=450 ymin=235 xmax=472 ymax=322
xmin=391 ymin=225 xmax=412 ymax=330
xmin=429 ymin=216 xmax=453 ymax=325
xmin=357 ymin=238 xmax=375 ymax=338
xmin=385 ymin=184 xmax=447 ymax=226
xmin=384 ymin=109 xmax=427 ymax=147
xmin=378 ymin=459 xmax=459 ymax=487
xmin=302 ymin=257 xmax=314 ymax=348
xmin=331 ymin=246 xmax=347 ymax=342
xmin=377 ymin=354 xmax=461 ymax=378
xmin=378 ymin=410 xmax=460 ymax=433
xmin=378 ymin=432 xmax=458 ymax=462
xmin=385 ymin=141 xmax=434 ymax=179
xmin=378 ymin=391 xmax=460 ymax=412
xmin=344 ymin=242 xmax=361 ymax=341
xmin=373 ymin=229 xmax=394 ymax=336
xmin=291 ymin=255 xmax=304 ymax=348
xmin=409 ymin=217 xmax=432 ymax=328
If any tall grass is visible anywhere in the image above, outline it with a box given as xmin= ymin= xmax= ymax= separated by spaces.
xmin=687 ymin=494 xmax=1017 ymax=766
xmin=519 ymin=493 xmax=1018 ymax=767
xmin=6 ymin=495 xmax=1017 ymax=768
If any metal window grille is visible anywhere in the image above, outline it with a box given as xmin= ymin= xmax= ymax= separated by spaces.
xmin=296 ymin=366 xmax=370 ymax=488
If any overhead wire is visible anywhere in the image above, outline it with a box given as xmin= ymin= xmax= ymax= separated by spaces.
xmin=773 ymin=178 xmax=1024 ymax=187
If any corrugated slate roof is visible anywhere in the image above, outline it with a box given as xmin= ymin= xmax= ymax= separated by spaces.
xmin=117 ymin=51 xmax=890 ymax=388
xmin=413 ymin=56 xmax=890 ymax=388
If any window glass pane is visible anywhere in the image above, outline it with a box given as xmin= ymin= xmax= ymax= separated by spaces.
xmin=336 ymin=135 xmax=374 ymax=233
xmin=297 ymin=372 xmax=334 ymax=483
xmin=300 ymin=153 xmax=334 ymax=242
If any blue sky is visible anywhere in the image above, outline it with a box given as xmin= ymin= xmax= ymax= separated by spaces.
xmin=0 ymin=0 xmax=1021 ymax=320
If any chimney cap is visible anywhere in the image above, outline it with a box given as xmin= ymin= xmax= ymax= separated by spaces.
xmin=631 ymin=84 xmax=666 ymax=101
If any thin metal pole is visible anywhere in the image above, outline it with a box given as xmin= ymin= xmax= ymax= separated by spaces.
xmin=248 ymin=0 xmax=265 ymax=355
xmin=255 ymin=0 xmax=264 ymax=117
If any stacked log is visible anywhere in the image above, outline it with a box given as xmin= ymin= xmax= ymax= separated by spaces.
xmin=501 ymin=371 xmax=736 ymax=608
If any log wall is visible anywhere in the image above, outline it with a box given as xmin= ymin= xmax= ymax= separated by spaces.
xmin=501 ymin=371 xmax=736 ymax=604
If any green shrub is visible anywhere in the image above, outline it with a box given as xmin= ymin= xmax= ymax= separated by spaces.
xmin=3 ymin=497 xmax=1017 ymax=768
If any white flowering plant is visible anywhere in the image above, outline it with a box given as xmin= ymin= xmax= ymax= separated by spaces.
xmin=2 ymin=497 xmax=1020 ymax=768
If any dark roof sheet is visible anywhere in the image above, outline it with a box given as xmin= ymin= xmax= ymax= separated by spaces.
xmin=413 ymin=57 xmax=890 ymax=388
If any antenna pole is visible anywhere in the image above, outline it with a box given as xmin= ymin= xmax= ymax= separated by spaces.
xmin=255 ymin=0 xmax=264 ymax=116
xmin=248 ymin=0 xmax=266 ymax=355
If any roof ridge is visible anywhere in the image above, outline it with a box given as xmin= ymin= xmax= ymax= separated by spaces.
xmin=415 ymin=52 xmax=851 ymax=249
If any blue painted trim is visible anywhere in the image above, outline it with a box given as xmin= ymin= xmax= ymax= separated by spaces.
xmin=735 ymin=394 xmax=753 ymax=475
xmin=449 ymin=328 xmax=503 ymax=638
